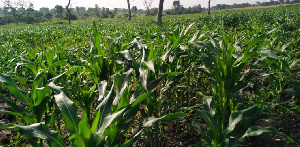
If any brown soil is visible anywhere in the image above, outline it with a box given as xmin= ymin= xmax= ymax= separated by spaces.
xmin=0 ymin=84 xmax=298 ymax=146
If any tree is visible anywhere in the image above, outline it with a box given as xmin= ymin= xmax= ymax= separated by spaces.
xmin=33 ymin=10 xmax=43 ymax=21
xmin=76 ymin=7 xmax=86 ymax=15
xmin=113 ymin=8 xmax=118 ymax=14
xmin=1 ymin=0 xmax=34 ymax=24
xmin=101 ymin=7 xmax=110 ymax=18
xmin=191 ymin=4 xmax=202 ymax=13
xmin=127 ymin=0 xmax=131 ymax=21
xmin=39 ymin=7 xmax=49 ymax=13
xmin=55 ymin=5 xmax=64 ymax=20
xmin=87 ymin=7 xmax=94 ymax=13
xmin=208 ymin=0 xmax=211 ymax=15
xmin=94 ymin=4 xmax=100 ymax=17
xmin=156 ymin=0 xmax=164 ymax=25
xmin=2 ymin=6 xmax=10 ymax=23
xmin=66 ymin=0 xmax=71 ymax=24
xmin=76 ymin=6 xmax=80 ymax=14
xmin=149 ymin=7 xmax=158 ymax=15
xmin=173 ymin=0 xmax=180 ymax=13
xmin=293 ymin=0 xmax=300 ymax=3
xmin=131 ymin=6 xmax=138 ymax=13
xmin=279 ymin=0 xmax=284 ymax=4
xmin=44 ymin=12 xmax=52 ymax=21
xmin=141 ymin=0 xmax=155 ymax=16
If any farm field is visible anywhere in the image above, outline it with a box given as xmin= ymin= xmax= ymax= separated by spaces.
xmin=0 ymin=4 xmax=299 ymax=146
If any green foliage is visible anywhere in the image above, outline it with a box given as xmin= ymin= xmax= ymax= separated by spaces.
xmin=0 ymin=4 xmax=299 ymax=146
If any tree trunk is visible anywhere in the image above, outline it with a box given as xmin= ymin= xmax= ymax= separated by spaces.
xmin=66 ymin=8 xmax=71 ymax=24
xmin=13 ymin=14 xmax=18 ymax=25
xmin=156 ymin=0 xmax=164 ymax=25
xmin=127 ymin=0 xmax=131 ymax=21
xmin=66 ymin=0 xmax=71 ymax=25
xmin=208 ymin=0 xmax=211 ymax=15
xmin=146 ymin=8 xmax=150 ymax=16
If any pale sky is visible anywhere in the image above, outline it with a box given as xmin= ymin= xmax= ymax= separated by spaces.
xmin=1 ymin=0 xmax=271 ymax=10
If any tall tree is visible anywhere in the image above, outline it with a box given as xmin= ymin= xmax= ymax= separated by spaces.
xmin=44 ymin=12 xmax=53 ymax=21
xmin=208 ymin=0 xmax=211 ymax=15
xmin=156 ymin=0 xmax=164 ymax=25
xmin=113 ymin=8 xmax=118 ymax=14
xmin=131 ymin=6 xmax=138 ymax=13
xmin=39 ymin=7 xmax=49 ymax=13
xmin=141 ymin=0 xmax=154 ymax=16
xmin=66 ymin=0 xmax=71 ymax=24
xmin=94 ymin=4 xmax=100 ymax=17
xmin=55 ymin=5 xmax=64 ymax=20
xmin=1 ymin=0 xmax=34 ymax=24
xmin=279 ymin=0 xmax=284 ymax=4
xmin=173 ymin=0 xmax=180 ymax=13
xmin=127 ymin=0 xmax=131 ymax=21
xmin=285 ymin=0 xmax=290 ymax=4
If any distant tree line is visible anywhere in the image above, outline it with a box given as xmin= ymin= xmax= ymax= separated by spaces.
xmin=164 ymin=1 xmax=203 ymax=15
xmin=0 ymin=3 xmax=147 ymax=25
xmin=0 ymin=0 xmax=203 ymax=25
xmin=1 ymin=0 xmax=299 ymax=25
xmin=210 ymin=0 xmax=300 ymax=10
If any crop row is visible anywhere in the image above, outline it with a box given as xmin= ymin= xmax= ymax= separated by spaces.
xmin=0 ymin=5 xmax=299 ymax=146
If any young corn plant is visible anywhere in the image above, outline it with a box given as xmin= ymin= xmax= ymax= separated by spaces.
xmin=1 ymin=69 xmax=145 ymax=146
xmin=255 ymin=42 xmax=294 ymax=101
xmin=61 ymin=21 xmax=126 ymax=122
xmin=1 ymin=68 xmax=187 ymax=146
xmin=192 ymin=96 xmax=293 ymax=147
xmin=118 ymin=45 xmax=188 ymax=146
xmin=0 ymin=70 xmax=53 ymax=146
xmin=116 ymin=22 xmax=195 ymax=146
xmin=189 ymin=31 xmax=293 ymax=146
xmin=0 ymin=69 xmax=53 ymax=122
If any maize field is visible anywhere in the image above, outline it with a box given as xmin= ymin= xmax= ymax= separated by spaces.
xmin=0 ymin=4 xmax=299 ymax=146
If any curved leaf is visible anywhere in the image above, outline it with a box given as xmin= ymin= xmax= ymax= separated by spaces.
xmin=121 ymin=129 xmax=144 ymax=147
xmin=162 ymin=113 xmax=189 ymax=121
xmin=232 ymin=126 xmax=293 ymax=147
xmin=131 ymin=93 xmax=149 ymax=107
xmin=54 ymin=92 xmax=84 ymax=146
xmin=49 ymin=82 xmax=84 ymax=146
xmin=95 ymin=108 xmax=128 ymax=146
xmin=16 ymin=123 xmax=65 ymax=147
xmin=0 ymin=73 xmax=31 ymax=105
xmin=98 ymin=80 xmax=107 ymax=102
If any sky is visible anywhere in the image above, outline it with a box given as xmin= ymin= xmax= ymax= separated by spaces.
xmin=1 ymin=0 xmax=271 ymax=10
